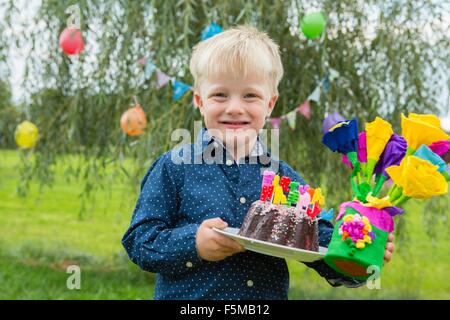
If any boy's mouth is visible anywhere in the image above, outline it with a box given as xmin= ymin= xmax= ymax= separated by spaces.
xmin=219 ymin=121 xmax=251 ymax=129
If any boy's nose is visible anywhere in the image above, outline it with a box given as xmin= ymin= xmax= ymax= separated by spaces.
xmin=225 ymin=97 xmax=245 ymax=115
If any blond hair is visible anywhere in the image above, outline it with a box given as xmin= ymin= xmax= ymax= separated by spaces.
xmin=189 ymin=25 xmax=283 ymax=95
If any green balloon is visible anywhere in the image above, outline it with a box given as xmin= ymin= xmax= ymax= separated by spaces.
xmin=300 ymin=12 xmax=326 ymax=39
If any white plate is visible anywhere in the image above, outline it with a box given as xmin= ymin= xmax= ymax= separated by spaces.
xmin=213 ymin=227 xmax=327 ymax=263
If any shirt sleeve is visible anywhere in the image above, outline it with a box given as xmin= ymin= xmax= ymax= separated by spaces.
xmin=121 ymin=152 xmax=203 ymax=277
xmin=279 ymin=161 xmax=366 ymax=288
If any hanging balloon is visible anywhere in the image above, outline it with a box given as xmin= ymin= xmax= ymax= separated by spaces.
xmin=59 ymin=28 xmax=85 ymax=55
xmin=120 ymin=104 xmax=147 ymax=136
xmin=300 ymin=12 xmax=327 ymax=39
xmin=15 ymin=121 xmax=39 ymax=149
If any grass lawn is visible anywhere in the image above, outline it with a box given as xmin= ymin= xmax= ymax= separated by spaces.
xmin=0 ymin=149 xmax=449 ymax=299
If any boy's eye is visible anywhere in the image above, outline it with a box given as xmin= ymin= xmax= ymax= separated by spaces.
xmin=244 ymin=93 xmax=259 ymax=99
xmin=212 ymin=93 xmax=227 ymax=98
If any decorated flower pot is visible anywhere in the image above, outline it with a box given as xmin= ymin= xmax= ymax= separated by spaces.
xmin=320 ymin=112 xmax=449 ymax=281
xmin=324 ymin=201 xmax=397 ymax=280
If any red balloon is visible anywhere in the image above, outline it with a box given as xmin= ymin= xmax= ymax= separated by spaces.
xmin=59 ymin=28 xmax=85 ymax=55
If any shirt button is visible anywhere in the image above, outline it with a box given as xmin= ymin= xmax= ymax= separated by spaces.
xmin=240 ymin=197 xmax=246 ymax=204
xmin=247 ymin=280 xmax=254 ymax=287
xmin=186 ymin=261 xmax=193 ymax=268
xmin=226 ymin=159 xmax=233 ymax=166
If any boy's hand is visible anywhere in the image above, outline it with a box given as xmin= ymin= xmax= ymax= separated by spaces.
xmin=196 ymin=218 xmax=245 ymax=261
xmin=384 ymin=233 xmax=395 ymax=264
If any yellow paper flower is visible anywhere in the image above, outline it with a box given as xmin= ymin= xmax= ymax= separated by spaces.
xmin=386 ymin=155 xmax=448 ymax=199
xmin=362 ymin=194 xmax=393 ymax=209
xmin=365 ymin=117 xmax=393 ymax=179
xmin=366 ymin=117 xmax=393 ymax=160
xmin=409 ymin=113 xmax=441 ymax=127
xmin=311 ymin=187 xmax=325 ymax=206
xmin=401 ymin=113 xmax=450 ymax=152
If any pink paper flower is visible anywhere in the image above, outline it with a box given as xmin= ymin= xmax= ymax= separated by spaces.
xmin=429 ymin=140 xmax=450 ymax=157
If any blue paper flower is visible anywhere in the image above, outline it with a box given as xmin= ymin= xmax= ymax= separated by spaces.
xmin=414 ymin=144 xmax=446 ymax=173
xmin=201 ymin=22 xmax=223 ymax=41
xmin=319 ymin=208 xmax=334 ymax=221
xmin=321 ymin=119 xmax=359 ymax=155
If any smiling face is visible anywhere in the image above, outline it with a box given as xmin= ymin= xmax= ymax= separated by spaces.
xmin=194 ymin=73 xmax=278 ymax=156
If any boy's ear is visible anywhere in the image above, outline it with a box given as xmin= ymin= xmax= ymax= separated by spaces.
xmin=267 ymin=95 xmax=279 ymax=117
xmin=193 ymin=91 xmax=204 ymax=115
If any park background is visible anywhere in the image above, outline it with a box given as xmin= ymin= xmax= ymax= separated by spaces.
xmin=0 ymin=0 xmax=449 ymax=299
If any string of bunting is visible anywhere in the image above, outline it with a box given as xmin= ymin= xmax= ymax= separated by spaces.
xmin=135 ymin=22 xmax=224 ymax=103
xmin=267 ymin=68 xmax=339 ymax=130
xmin=136 ymin=21 xmax=339 ymax=131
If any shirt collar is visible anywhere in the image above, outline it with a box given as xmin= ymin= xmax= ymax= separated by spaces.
xmin=194 ymin=127 xmax=271 ymax=159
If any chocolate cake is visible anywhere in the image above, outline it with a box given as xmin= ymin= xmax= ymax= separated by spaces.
xmin=238 ymin=200 xmax=319 ymax=251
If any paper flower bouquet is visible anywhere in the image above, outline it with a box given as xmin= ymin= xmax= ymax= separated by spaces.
xmin=321 ymin=113 xmax=450 ymax=280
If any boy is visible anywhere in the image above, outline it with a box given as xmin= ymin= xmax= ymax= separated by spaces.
xmin=122 ymin=26 xmax=394 ymax=300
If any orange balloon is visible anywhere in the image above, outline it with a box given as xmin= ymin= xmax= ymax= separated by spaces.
xmin=120 ymin=104 xmax=147 ymax=136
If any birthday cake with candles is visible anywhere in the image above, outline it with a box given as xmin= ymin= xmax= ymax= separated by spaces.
xmin=238 ymin=171 xmax=325 ymax=252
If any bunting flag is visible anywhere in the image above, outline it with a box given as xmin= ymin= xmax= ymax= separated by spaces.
xmin=268 ymin=118 xmax=282 ymax=129
xmin=322 ymin=112 xmax=346 ymax=133
xmin=286 ymin=111 xmax=297 ymax=129
xmin=156 ymin=70 xmax=172 ymax=89
xmin=308 ymin=86 xmax=321 ymax=102
xmin=201 ymin=22 xmax=223 ymax=41
xmin=266 ymin=71 xmax=338 ymax=129
xmin=329 ymin=68 xmax=340 ymax=81
xmin=144 ymin=60 xmax=156 ymax=78
xmin=321 ymin=74 xmax=330 ymax=92
xmin=137 ymin=57 xmax=148 ymax=66
xmin=298 ymin=100 xmax=312 ymax=120
xmin=172 ymin=80 xmax=192 ymax=102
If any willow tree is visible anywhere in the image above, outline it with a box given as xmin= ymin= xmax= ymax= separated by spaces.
xmin=0 ymin=0 xmax=448 ymax=221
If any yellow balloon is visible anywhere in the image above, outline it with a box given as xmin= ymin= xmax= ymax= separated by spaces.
xmin=15 ymin=121 xmax=39 ymax=149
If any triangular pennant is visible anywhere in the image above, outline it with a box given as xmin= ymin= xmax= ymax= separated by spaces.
xmin=156 ymin=70 xmax=172 ymax=89
xmin=286 ymin=111 xmax=297 ymax=129
xmin=201 ymin=22 xmax=223 ymax=41
xmin=329 ymin=68 xmax=340 ymax=81
xmin=308 ymin=86 xmax=321 ymax=102
xmin=268 ymin=118 xmax=282 ymax=129
xmin=297 ymin=100 xmax=312 ymax=120
xmin=144 ymin=60 xmax=156 ymax=78
xmin=322 ymin=111 xmax=346 ymax=133
xmin=137 ymin=56 xmax=147 ymax=66
xmin=172 ymin=80 xmax=191 ymax=101
xmin=321 ymin=75 xmax=330 ymax=92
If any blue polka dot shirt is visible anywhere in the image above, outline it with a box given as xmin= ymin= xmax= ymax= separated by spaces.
xmin=122 ymin=128 xmax=364 ymax=300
